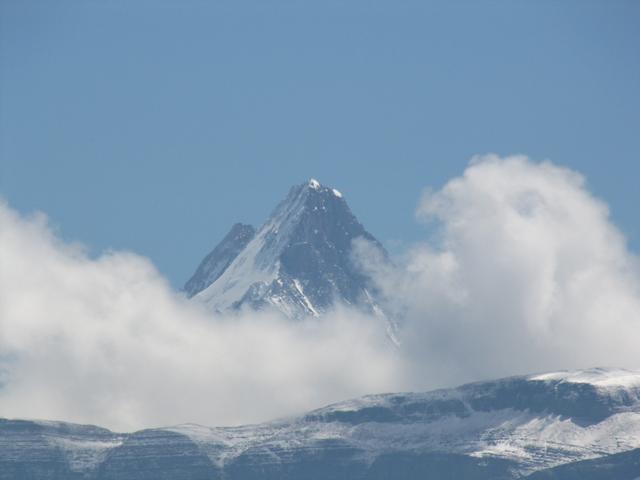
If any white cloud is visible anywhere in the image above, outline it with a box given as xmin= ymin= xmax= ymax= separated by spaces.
xmin=365 ymin=155 xmax=640 ymax=388
xmin=2 ymin=154 xmax=640 ymax=432
xmin=0 ymin=203 xmax=402 ymax=431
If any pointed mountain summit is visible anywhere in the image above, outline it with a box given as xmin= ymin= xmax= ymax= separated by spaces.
xmin=185 ymin=179 xmax=386 ymax=319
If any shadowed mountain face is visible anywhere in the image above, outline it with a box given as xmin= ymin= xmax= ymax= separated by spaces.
xmin=525 ymin=447 xmax=640 ymax=480
xmin=185 ymin=179 xmax=387 ymax=319
xmin=3 ymin=368 xmax=640 ymax=479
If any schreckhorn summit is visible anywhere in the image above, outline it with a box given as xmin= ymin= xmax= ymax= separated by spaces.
xmin=184 ymin=179 xmax=387 ymax=319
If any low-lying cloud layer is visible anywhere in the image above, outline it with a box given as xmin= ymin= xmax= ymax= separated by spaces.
xmin=0 ymin=206 xmax=402 ymax=431
xmin=1 ymin=155 xmax=639 ymax=431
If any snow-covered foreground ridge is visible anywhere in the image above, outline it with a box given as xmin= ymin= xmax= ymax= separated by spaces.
xmin=2 ymin=367 xmax=640 ymax=479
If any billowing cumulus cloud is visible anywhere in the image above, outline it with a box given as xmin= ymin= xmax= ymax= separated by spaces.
xmin=1 ymin=154 xmax=640 ymax=431
xmin=363 ymin=154 xmax=640 ymax=388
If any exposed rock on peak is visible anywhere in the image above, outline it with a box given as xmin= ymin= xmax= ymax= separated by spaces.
xmin=187 ymin=179 xmax=387 ymax=319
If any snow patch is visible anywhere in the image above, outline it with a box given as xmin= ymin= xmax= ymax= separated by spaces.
xmin=308 ymin=178 xmax=321 ymax=189
xmin=332 ymin=188 xmax=342 ymax=198
xmin=48 ymin=436 xmax=123 ymax=473
xmin=293 ymin=279 xmax=319 ymax=316
xmin=530 ymin=368 xmax=640 ymax=390
xmin=171 ymin=403 xmax=640 ymax=476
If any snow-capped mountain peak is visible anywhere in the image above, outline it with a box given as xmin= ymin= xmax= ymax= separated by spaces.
xmin=185 ymin=179 xmax=386 ymax=319
xmin=308 ymin=177 xmax=321 ymax=189
xmin=306 ymin=177 xmax=342 ymax=198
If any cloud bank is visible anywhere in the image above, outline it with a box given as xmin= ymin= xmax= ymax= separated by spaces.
xmin=1 ymin=154 xmax=640 ymax=431
xmin=0 ymin=206 xmax=401 ymax=431
xmin=366 ymin=154 xmax=640 ymax=388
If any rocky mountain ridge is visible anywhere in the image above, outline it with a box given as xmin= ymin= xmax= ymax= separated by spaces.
xmin=3 ymin=368 xmax=640 ymax=479
xmin=184 ymin=179 xmax=387 ymax=320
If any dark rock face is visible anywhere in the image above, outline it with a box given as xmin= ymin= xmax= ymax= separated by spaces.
xmin=184 ymin=223 xmax=256 ymax=298
xmin=303 ymin=395 xmax=470 ymax=424
xmin=225 ymin=439 xmax=368 ymax=480
xmin=272 ymin=182 xmax=381 ymax=310
xmin=3 ymin=369 xmax=640 ymax=480
xmin=304 ymin=371 xmax=640 ymax=427
xmin=237 ymin=180 xmax=384 ymax=315
xmin=188 ymin=179 xmax=388 ymax=319
xmin=459 ymin=375 xmax=640 ymax=424
xmin=367 ymin=453 xmax=517 ymax=480
xmin=526 ymin=448 xmax=640 ymax=480
xmin=0 ymin=420 xmax=71 ymax=480
xmin=97 ymin=429 xmax=217 ymax=480
xmin=0 ymin=419 xmax=119 ymax=480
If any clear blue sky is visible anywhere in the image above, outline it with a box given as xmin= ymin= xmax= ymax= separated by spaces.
xmin=1 ymin=0 xmax=639 ymax=287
